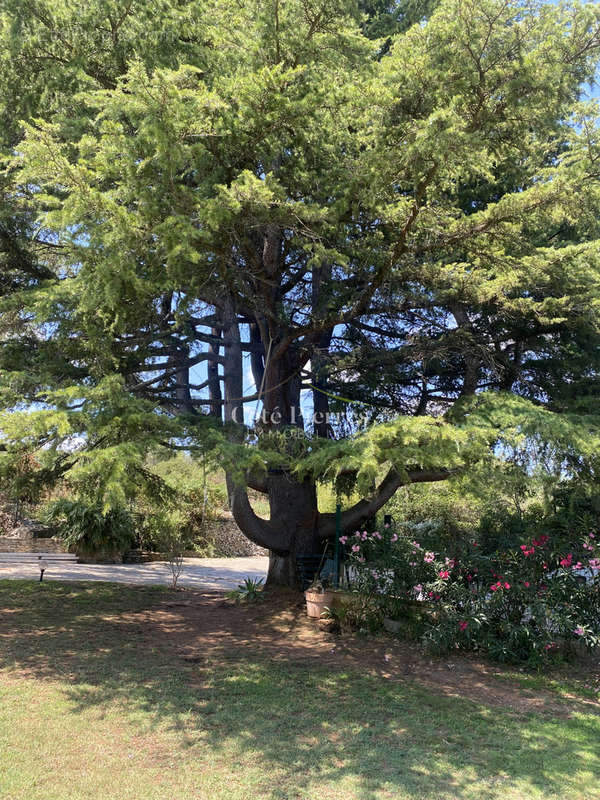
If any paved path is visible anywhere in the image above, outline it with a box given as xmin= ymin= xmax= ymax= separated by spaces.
xmin=0 ymin=556 xmax=269 ymax=591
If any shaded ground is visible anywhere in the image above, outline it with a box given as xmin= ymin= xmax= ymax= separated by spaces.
xmin=127 ymin=588 xmax=600 ymax=717
xmin=2 ymin=581 xmax=598 ymax=716
xmin=1 ymin=581 xmax=599 ymax=800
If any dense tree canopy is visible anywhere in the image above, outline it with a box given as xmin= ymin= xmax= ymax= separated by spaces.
xmin=1 ymin=0 xmax=600 ymax=585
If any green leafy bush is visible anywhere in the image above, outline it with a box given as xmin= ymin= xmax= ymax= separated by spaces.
xmin=45 ymin=499 xmax=134 ymax=560
xmin=133 ymin=455 xmax=228 ymax=555
xmin=346 ymin=520 xmax=600 ymax=665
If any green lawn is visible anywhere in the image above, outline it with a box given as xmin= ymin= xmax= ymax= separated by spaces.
xmin=0 ymin=580 xmax=598 ymax=800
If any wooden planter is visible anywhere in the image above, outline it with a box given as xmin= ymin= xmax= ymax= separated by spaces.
xmin=305 ymin=590 xmax=334 ymax=618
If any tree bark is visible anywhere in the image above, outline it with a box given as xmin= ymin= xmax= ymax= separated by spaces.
xmin=207 ymin=327 xmax=222 ymax=420
xmin=265 ymin=473 xmax=320 ymax=586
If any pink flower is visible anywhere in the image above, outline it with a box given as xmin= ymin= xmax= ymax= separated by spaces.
xmin=445 ymin=557 xmax=456 ymax=568
xmin=574 ymin=627 xmax=585 ymax=636
xmin=523 ymin=581 xmax=530 ymax=588
xmin=413 ymin=584 xmax=423 ymax=594
xmin=545 ymin=642 xmax=557 ymax=651
xmin=361 ymin=531 xmax=368 ymax=541
xmin=504 ymin=582 xmax=510 ymax=590
xmin=384 ymin=523 xmax=390 ymax=529
xmin=372 ymin=531 xmax=382 ymax=540
xmin=424 ymin=552 xmax=435 ymax=563
xmin=391 ymin=533 xmax=398 ymax=543
xmin=590 ymin=533 xmax=595 ymax=539
xmin=560 ymin=554 xmax=573 ymax=568
xmin=458 ymin=621 xmax=468 ymax=631
xmin=438 ymin=570 xmax=450 ymax=580
xmin=573 ymin=562 xmax=583 ymax=570
xmin=589 ymin=558 xmax=600 ymax=571
xmin=351 ymin=544 xmax=360 ymax=553
xmin=339 ymin=536 xmax=348 ymax=545
xmin=354 ymin=531 xmax=361 ymax=538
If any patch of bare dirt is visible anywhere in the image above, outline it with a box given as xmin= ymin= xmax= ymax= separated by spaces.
xmin=121 ymin=589 xmax=600 ymax=718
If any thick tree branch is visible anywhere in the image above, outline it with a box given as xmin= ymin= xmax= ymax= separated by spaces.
xmin=318 ymin=467 xmax=454 ymax=537
xmin=226 ymin=475 xmax=288 ymax=552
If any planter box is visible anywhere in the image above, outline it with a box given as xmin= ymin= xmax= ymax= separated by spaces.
xmin=305 ymin=590 xmax=334 ymax=619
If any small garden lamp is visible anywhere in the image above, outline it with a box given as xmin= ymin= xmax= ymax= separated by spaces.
xmin=38 ymin=556 xmax=48 ymax=582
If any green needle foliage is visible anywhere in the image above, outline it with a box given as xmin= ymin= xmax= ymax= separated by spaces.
xmin=1 ymin=0 xmax=600 ymax=581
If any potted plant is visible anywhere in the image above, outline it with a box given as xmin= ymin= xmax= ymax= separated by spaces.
xmin=305 ymin=579 xmax=334 ymax=618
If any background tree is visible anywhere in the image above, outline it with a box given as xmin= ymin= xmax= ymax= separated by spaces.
xmin=2 ymin=0 xmax=600 ymax=587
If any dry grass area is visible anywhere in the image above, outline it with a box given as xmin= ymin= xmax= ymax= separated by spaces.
xmin=1 ymin=580 xmax=599 ymax=800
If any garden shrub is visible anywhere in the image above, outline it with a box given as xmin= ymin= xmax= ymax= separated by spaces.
xmin=134 ymin=492 xmax=218 ymax=556
xmin=133 ymin=456 xmax=230 ymax=555
xmin=45 ymin=499 xmax=135 ymax=560
xmin=345 ymin=521 xmax=600 ymax=665
xmin=385 ymin=480 xmax=484 ymax=545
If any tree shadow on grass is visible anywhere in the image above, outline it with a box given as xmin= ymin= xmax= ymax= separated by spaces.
xmin=1 ymin=580 xmax=598 ymax=800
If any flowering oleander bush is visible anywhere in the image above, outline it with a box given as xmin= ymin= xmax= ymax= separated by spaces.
xmin=345 ymin=523 xmax=600 ymax=664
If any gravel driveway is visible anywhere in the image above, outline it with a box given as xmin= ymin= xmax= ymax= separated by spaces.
xmin=0 ymin=556 xmax=269 ymax=591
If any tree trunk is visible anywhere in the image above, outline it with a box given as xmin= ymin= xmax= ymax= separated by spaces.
xmin=265 ymin=473 xmax=320 ymax=588
xmin=207 ymin=326 xmax=222 ymax=419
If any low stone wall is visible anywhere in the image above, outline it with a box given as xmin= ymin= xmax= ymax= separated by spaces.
xmin=0 ymin=515 xmax=265 ymax=558
xmin=205 ymin=514 xmax=268 ymax=557
xmin=123 ymin=514 xmax=268 ymax=562
xmin=0 ymin=536 xmax=67 ymax=554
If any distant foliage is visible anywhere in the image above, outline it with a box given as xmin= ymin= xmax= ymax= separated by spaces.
xmin=385 ymin=481 xmax=483 ymax=545
xmin=134 ymin=455 xmax=228 ymax=555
